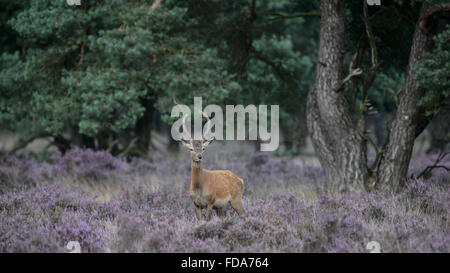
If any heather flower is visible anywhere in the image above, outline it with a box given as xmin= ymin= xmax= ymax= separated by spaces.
xmin=0 ymin=149 xmax=448 ymax=252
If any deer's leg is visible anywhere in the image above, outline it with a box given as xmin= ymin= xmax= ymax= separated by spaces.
xmin=205 ymin=204 xmax=213 ymax=221
xmin=231 ymin=197 xmax=245 ymax=218
xmin=215 ymin=207 xmax=225 ymax=218
xmin=194 ymin=205 xmax=202 ymax=221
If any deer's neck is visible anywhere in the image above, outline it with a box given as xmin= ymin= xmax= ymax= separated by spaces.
xmin=191 ymin=162 xmax=204 ymax=190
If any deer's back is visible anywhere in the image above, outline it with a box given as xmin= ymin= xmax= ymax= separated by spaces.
xmin=202 ymin=169 xmax=244 ymax=199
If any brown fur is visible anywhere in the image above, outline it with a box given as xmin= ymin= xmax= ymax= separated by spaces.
xmin=179 ymin=111 xmax=245 ymax=221
xmin=186 ymin=140 xmax=245 ymax=221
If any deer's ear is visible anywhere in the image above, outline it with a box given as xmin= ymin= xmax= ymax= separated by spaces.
xmin=203 ymin=137 xmax=214 ymax=148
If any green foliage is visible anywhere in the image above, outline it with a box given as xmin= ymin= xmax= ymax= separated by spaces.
xmin=346 ymin=0 xmax=417 ymax=70
xmin=416 ymin=25 xmax=450 ymax=116
xmin=0 ymin=0 xmax=27 ymax=53
xmin=370 ymin=70 xmax=403 ymax=110
xmin=0 ymin=51 xmax=37 ymax=134
xmin=179 ymin=0 xmax=318 ymax=153
xmin=0 ymin=0 xmax=446 ymax=156
xmin=0 ymin=0 xmax=238 ymax=139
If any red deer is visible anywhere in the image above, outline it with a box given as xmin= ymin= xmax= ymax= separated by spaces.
xmin=180 ymin=112 xmax=245 ymax=221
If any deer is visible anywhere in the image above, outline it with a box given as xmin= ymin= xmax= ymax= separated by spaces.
xmin=179 ymin=111 xmax=245 ymax=221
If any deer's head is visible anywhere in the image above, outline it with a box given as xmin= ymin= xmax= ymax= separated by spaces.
xmin=180 ymin=111 xmax=214 ymax=167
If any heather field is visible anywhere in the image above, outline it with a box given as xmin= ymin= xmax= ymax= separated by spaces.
xmin=0 ymin=146 xmax=448 ymax=253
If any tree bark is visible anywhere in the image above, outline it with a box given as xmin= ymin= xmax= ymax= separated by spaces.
xmin=69 ymin=125 xmax=95 ymax=149
xmin=377 ymin=3 xmax=435 ymax=191
xmin=96 ymin=130 xmax=110 ymax=151
xmin=134 ymin=96 xmax=155 ymax=155
xmin=306 ymin=0 xmax=367 ymax=192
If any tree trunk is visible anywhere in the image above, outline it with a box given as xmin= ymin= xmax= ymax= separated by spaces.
xmin=377 ymin=3 xmax=434 ymax=191
xmin=134 ymin=96 xmax=155 ymax=155
xmin=306 ymin=0 xmax=367 ymax=192
xmin=96 ymin=130 xmax=111 ymax=151
xmin=69 ymin=125 xmax=95 ymax=149
xmin=53 ymin=136 xmax=71 ymax=153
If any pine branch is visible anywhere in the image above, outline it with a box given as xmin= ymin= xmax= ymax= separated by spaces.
xmin=266 ymin=11 xmax=320 ymax=21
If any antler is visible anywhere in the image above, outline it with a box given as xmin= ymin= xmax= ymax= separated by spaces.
xmin=200 ymin=111 xmax=214 ymax=147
